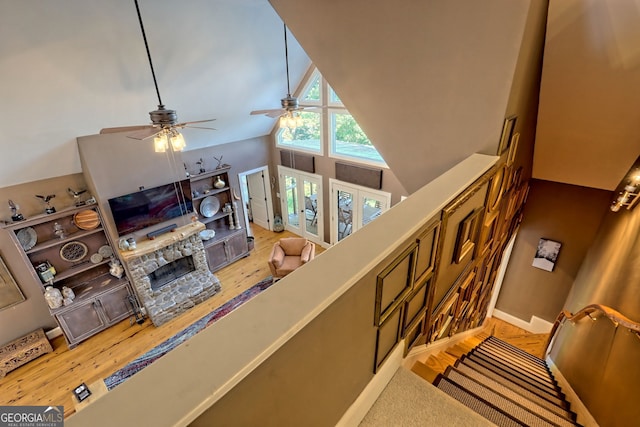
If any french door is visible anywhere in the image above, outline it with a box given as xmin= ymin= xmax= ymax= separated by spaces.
xmin=278 ymin=166 xmax=323 ymax=243
xmin=329 ymin=179 xmax=391 ymax=244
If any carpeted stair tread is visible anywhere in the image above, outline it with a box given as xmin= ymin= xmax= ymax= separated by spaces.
xmin=446 ymin=366 xmax=577 ymax=427
xmin=474 ymin=346 xmax=556 ymax=383
xmin=460 ymin=355 xmax=567 ymax=405
xmin=434 ymin=376 xmax=527 ymax=427
xmin=482 ymin=339 xmax=547 ymax=369
xmin=480 ymin=339 xmax=549 ymax=370
xmin=467 ymin=352 xmax=563 ymax=396
xmin=458 ymin=358 xmax=568 ymax=409
xmin=485 ymin=336 xmax=548 ymax=366
xmin=480 ymin=340 xmax=550 ymax=374
xmin=440 ymin=369 xmax=562 ymax=427
xmin=455 ymin=361 xmax=574 ymax=419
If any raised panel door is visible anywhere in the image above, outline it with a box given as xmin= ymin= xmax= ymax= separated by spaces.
xmin=98 ymin=284 xmax=133 ymax=324
xmin=56 ymin=301 xmax=105 ymax=347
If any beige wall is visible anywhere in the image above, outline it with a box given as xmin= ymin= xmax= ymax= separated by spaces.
xmin=549 ymin=197 xmax=640 ymax=426
xmin=496 ymin=179 xmax=610 ymax=322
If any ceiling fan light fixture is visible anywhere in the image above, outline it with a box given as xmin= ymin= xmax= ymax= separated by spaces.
xmin=154 ymin=132 xmax=169 ymax=153
xmin=280 ymin=111 xmax=302 ymax=131
xmin=170 ymin=130 xmax=186 ymax=151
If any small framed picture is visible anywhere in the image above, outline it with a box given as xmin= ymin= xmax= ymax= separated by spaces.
xmin=532 ymin=238 xmax=561 ymax=272
xmin=498 ymin=115 xmax=517 ymax=155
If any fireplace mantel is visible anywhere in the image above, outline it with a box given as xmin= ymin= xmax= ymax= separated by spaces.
xmin=119 ymin=222 xmax=205 ymax=261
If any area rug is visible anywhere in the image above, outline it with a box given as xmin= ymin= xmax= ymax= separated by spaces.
xmin=104 ymin=276 xmax=274 ymax=390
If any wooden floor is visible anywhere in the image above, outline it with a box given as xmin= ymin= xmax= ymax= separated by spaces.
xmin=483 ymin=316 xmax=549 ymax=359
xmin=0 ymin=225 xmax=322 ymax=419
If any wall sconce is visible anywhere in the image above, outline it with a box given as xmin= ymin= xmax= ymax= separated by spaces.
xmin=611 ymin=156 xmax=640 ymax=212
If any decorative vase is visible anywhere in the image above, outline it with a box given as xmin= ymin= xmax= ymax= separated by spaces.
xmin=214 ymin=176 xmax=225 ymax=189
xmin=44 ymin=286 xmax=63 ymax=309
xmin=62 ymin=286 xmax=75 ymax=300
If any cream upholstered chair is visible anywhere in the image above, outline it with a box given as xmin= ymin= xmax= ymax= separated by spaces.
xmin=268 ymin=237 xmax=316 ymax=281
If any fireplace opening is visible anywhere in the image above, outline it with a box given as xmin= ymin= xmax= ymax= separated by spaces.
xmin=149 ymin=256 xmax=196 ymax=291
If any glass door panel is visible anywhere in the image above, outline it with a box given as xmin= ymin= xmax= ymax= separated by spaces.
xmin=303 ymin=178 xmax=320 ymax=238
xmin=284 ymin=174 xmax=300 ymax=229
xmin=361 ymin=195 xmax=385 ymax=227
xmin=337 ymin=189 xmax=354 ymax=241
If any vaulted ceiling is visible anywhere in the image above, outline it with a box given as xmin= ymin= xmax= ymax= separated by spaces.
xmin=1 ymin=0 xmax=636 ymax=194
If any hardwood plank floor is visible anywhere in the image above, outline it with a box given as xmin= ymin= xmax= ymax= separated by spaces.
xmin=483 ymin=316 xmax=549 ymax=359
xmin=0 ymin=226 xmax=322 ymax=419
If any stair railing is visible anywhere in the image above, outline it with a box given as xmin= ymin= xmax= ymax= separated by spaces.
xmin=546 ymin=303 xmax=640 ymax=351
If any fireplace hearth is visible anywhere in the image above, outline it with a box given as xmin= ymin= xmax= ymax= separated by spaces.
xmin=119 ymin=223 xmax=221 ymax=326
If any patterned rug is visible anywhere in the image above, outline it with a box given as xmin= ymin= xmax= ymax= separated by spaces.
xmin=104 ymin=276 xmax=274 ymax=390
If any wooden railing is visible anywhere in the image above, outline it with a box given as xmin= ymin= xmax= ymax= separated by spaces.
xmin=546 ymin=304 xmax=640 ymax=350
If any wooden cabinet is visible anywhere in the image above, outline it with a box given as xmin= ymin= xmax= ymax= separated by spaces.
xmin=189 ymin=166 xmax=250 ymax=272
xmin=4 ymin=204 xmax=135 ymax=348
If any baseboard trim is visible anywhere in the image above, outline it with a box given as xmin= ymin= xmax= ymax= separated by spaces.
xmin=546 ymin=357 xmax=600 ymax=427
xmin=46 ymin=327 xmax=63 ymax=340
xmin=336 ymin=341 xmax=405 ymax=427
xmin=492 ymin=309 xmax=553 ymax=334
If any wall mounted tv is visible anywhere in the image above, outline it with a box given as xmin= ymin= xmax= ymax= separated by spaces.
xmin=108 ymin=180 xmax=193 ymax=236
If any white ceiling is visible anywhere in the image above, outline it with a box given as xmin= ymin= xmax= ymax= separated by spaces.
xmin=0 ymin=0 xmax=310 ymax=187
xmin=534 ymin=0 xmax=640 ymax=190
xmin=2 ymin=0 xmax=636 ymax=194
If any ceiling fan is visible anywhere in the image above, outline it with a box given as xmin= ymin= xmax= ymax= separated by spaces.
xmin=101 ymin=0 xmax=216 ymax=151
xmin=250 ymin=24 xmax=322 ymax=128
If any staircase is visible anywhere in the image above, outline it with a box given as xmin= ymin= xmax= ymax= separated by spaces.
xmin=413 ymin=335 xmax=582 ymax=427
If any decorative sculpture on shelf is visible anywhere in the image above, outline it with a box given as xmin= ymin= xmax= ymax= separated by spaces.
xmin=197 ymin=158 xmax=206 ymax=174
xmin=214 ymin=156 xmax=223 ymax=169
xmin=184 ymin=163 xmax=190 ymax=178
xmin=8 ymin=200 xmax=24 ymax=222
xmin=35 ymin=194 xmax=56 ymax=214
xmin=67 ymin=188 xmax=88 ymax=206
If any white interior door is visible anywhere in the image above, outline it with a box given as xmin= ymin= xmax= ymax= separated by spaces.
xmin=247 ymin=171 xmax=269 ymax=230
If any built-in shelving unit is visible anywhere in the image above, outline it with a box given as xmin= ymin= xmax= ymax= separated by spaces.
xmin=3 ymin=204 xmax=135 ymax=348
xmin=189 ymin=166 xmax=249 ymax=272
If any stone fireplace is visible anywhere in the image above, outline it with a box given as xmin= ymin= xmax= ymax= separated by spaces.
xmin=119 ymin=222 xmax=221 ymax=326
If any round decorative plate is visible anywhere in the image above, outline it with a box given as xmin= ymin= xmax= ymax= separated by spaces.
xmin=200 ymin=196 xmax=221 ymax=218
xmin=60 ymin=241 xmax=88 ymax=262
xmin=74 ymin=209 xmax=100 ymax=230
xmin=90 ymin=253 xmax=103 ymax=264
xmin=98 ymin=245 xmax=113 ymax=258
xmin=16 ymin=227 xmax=37 ymax=251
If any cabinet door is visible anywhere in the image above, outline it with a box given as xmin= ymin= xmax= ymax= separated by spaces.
xmin=225 ymin=232 xmax=248 ymax=262
xmin=97 ymin=284 xmax=133 ymax=325
xmin=205 ymin=240 xmax=228 ymax=271
xmin=56 ymin=301 xmax=105 ymax=347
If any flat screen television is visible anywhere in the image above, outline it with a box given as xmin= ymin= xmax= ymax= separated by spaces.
xmin=108 ymin=180 xmax=193 ymax=236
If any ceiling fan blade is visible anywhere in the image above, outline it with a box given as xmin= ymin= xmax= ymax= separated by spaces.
xmin=125 ymin=127 xmax=162 ymax=140
xmin=180 ymin=118 xmax=217 ymax=125
xmin=250 ymin=108 xmax=283 ymax=116
xmin=183 ymin=125 xmax=217 ymax=131
xmin=100 ymin=125 xmax=155 ymax=135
